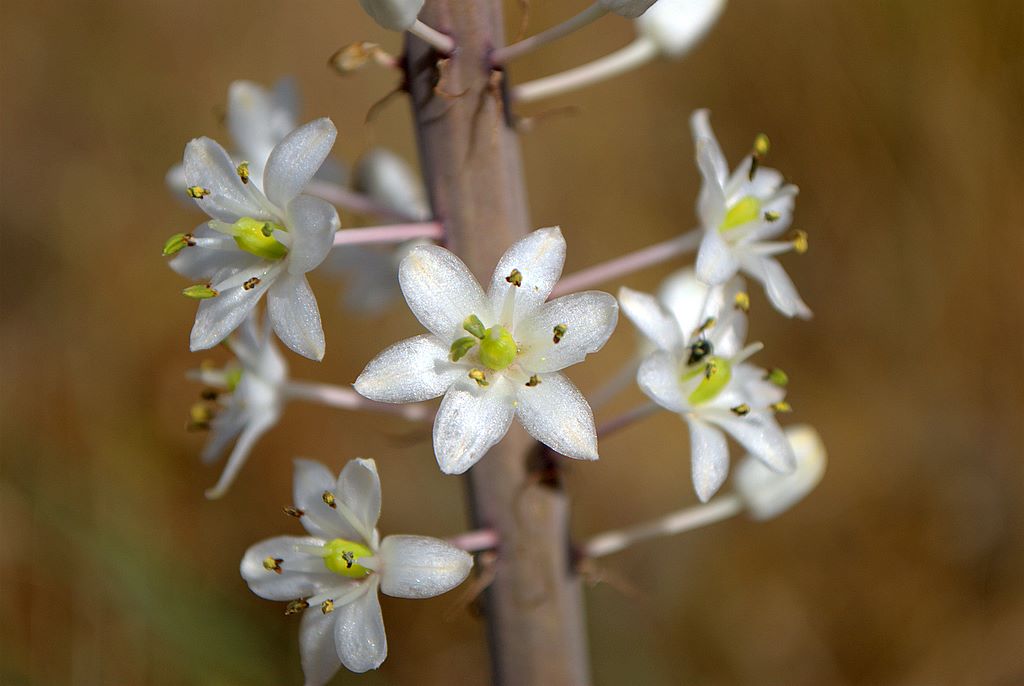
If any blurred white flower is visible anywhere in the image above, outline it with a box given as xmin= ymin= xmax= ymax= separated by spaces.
xmin=359 ymin=0 xmax=424 ymax=31
xmin=619 ymin=268 xmax=795 ymax=501
xmin=736 ymin=424 xmax=826 ymax=520
xmin=188 ymin=314 xmax=286 ymax=499
xmin=167 ymin=118 xmax=340 ymax=360
xmin=352 ymin=148 xmax=429 ymax=221
xmin=636 ymin=0 xmax=726 ymax=58
xmin=355 ymin=227 xmax=618 ymax=474
xmin=690 ymin=109 xmax=812 ymax=318
xmin=241 ymin=458 xmax=472 ymax=682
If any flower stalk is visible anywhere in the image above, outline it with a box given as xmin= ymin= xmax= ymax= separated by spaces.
xmin=331 ymin=222 xmax=444 ymax=248
xmin=283 ymin=380 xmax=431 ymax=421
xmin=305 ymin=179 xmax=424 ymax=223
xmin=490 ymin=4 xmax=609 ymax=64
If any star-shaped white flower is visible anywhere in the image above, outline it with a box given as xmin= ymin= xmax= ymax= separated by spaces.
xmin=188 ymin=314 xmax=287 ymax=499
xmin=168 ymin=118 xmax=340 ymax=360
xmin=619 ymin=268 xmax=796 ymax=501
xmin=690 ymin=109 xmax=812 ymax=319
xmin=241 ymin=458 xmax=473 ymax=682
xmin=355 ymin=227 xmax=619 ymax=474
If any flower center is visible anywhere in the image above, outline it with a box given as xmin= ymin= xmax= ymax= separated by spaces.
xmin=719 ymin=196 xmax=761 ymax=232
xmin=478 ymin=325 xmax=518 ymax=371
xmin=322 ymin=538 xmax=373 ymax=579
xmin=232 ymin=217 xmax=289 ymax=260
xmin=682 ymin=356 xmax=733 ymax=405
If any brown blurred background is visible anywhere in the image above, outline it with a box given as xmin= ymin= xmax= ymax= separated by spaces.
xmin=3 ymin=0 xmax=1023 ymax=684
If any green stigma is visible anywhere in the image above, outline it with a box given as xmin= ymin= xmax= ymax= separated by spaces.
xmin=232 ymin=217 xmax=288 ymax=260
xmin=224 ymin=366 xmax=243 ymax=392
xmin=478 ymin=326 xmax=517 ymax=371
xmin=719 ymin=196 xmax=761 ymax=232
xmin=322 ymin=539 xmax=373 ymax=579
xmin=684 ymin=356 xmax=733 ymax=405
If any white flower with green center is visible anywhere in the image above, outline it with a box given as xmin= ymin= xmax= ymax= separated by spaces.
xmin=690 ymin=109 xmax=812 ymax=319
xmin=354 ymin=227 xmax=619 ymax=474
xmin=619 ymin=268 xmax=796 ymax=501
xmin=187 ymin=314 xmax=287 ymax=499
xmin=241 ymin=458 xmax=473 ymax=681
xmin=166 ymin=118 xmax=340 ymax=360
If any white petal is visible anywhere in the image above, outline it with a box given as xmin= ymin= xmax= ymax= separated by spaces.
xmin=686 ymin=417 xmax=729 ymax=502
xmin=599 ymin=0 xmax=657 ymax=17
xmin=359 ymin=0 xmax=425 ymax=30
xmin=377 ymin=535 xmax=473 ymax=599
xmin=637 ymin=0 xmax=726 ymax=59
xmin=399 ymin=244 xmax=488 ymax=340
xmin=714 ymin=412 xmax=797 ymax=473
xmin=264 ymin=118 xmax=337 ymax=210
xmin=515 ymin=372 xmax=598 ymax=460
xmin=352 ymin=148 xmax=429 ymax=220
xmin=517 ymin=292 xmax=618 ymax=373
xmin=240 ymin=536 xmax=339 ymax=601
xmin=618 ymin=287 xmax=680 ymax=351
xmin=190 ymin=268 xmax=276 ymax=351
xmin=199 ymin=403 xmax=246 ymax=464
xmin=736 ymin=424 xmax=827 ymax=520
xmin=299 ymin=607 xmax=342 ymax=686
xmin=695 ymin=229 xmax=739 ymax=285
xmin=170 ymin=225 xmax=257 ymax=281
xmin=335 ymin=458 xmax=382 ymax=541
xmin=227 ymin=80 xmax=295 ymax=170
xmin=333 ymin=579 xmax=387 ymax=673
xmin=355 ymin=335 xmax=462 ymax=403
xmin=268 ymin=272 xmax=325 ymax=360
xmin=204 ymin=410 xmax=278 ymax=499
xmin=433 ymin=377 xmax=516 ymax=474
xmin=636 ymin=351 xmax=686 ymax=412
xmin=183 ymin=137 xmax=272 ymax=222
xmin=657 ymin=267 xmax=710 ymax=335
xmin=285 ymin=195 xmax=339 ymax=275
xmin=689 ymin=109 xmax=728 ymax=186
xmin=744 ymin=255 xmax=812 ymax=319
xmin=293 ymin=459 xmax=362 ymax=541
xmin=488 ymin=227 xmax=566 ymax=322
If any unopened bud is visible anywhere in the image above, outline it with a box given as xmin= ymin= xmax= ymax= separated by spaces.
xmin=736 ymin=424 xmax=826 ymax=520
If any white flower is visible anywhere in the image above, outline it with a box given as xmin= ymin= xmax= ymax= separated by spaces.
xmin=168 ymin=118 xmax=340 ymax=360
xmin=619 ymin=268 xmax=795 ymax=501
xmin=359 ymin=0 xmax=424 ymax=31
xmin=188 ymin=314 xmax=287 ymax=498
xmin=636 ymin=0 xmax=726 ymax=59
xmin=690 ymin=109 xmax=812 ymax=318
xmin=355 ymin=227 xmax=618 ymax=474
xmin=352 ymin=148 xmax=429 ymax=221
xmin=600 ymin=0 xmax=659 ymax=19
xmin=736 ymin=424 xmax=826 ymax=520
xmin=166 ymin=79 xmax=344 ymax=195
xmin=241 ymin=458 xmax=473 ymax=682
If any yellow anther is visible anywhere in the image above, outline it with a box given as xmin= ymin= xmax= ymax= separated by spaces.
xmin=322 ymin=491 xmax=336 ymax=508
xmin=450 ymin=336 xmax=477 ymax=362
xmin=771 ymin=401 xmax=793 ymax=413
xmin=285 ymin=599 xmax=309 ymax=615
xmin=463 ymin=314 xmax=486 ymax=339
xmin=479 ymin=326 xmax=517 ymax=371
xmin=232 ymin=217 xmax=289 ymax=260
xmin=187 ymin=402 xmax=214 ymax=431
xmin=753 ymin=133 xmax=771 ymax=158
xmin=243 ymin=277 xmax=261 ymax=291
xmin=321 ymin=599 xmax=335 ymax=614
xmin=468 ymin=369 xmax=489 ymax=387
xmin=186 ymin=185 xmax=209 ymax=199
xmin=283 ymin=506 xmax=304 ymax=518
xmin=731 ymin=404 xmax=751 ymax=416
xmin=552 ymin=323 xmax=567 ymax=344
xmin=505 ymin=269 xmax=523 ymax=287
xmin=236 ymin=161 xmax=250 ymax=184
xmin=692 ymin=317 xmax=716 ymax=338
xmin=720 ymin=196 xmax=762 ymax=232
xmin=734 ymin=291 xmax=750 ymax=312
xmin=525 ymin=374 xmax=541 ymax=387
xmin=263 ymin=556 xmax=283 ymax=574
xmin=765 ymin=368 xmax=789 ymax=387
xmin=791 ymin=230 xmax=809 ymax=254
xmin=764 ymin=210 xmax=781 ymax=222
xmin=182 ymin=284 xmax=218 ymax=300
xmin=685 ymin=356 xmax=733 ymax=405
xmin=322 ymin=539 xmax=373 ymax=579
xmin=162 ymin=232 xmax=195 ymax=256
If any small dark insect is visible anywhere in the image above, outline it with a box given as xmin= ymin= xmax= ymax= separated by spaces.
xmin=687 ymin=339 xmax=713 ymax=366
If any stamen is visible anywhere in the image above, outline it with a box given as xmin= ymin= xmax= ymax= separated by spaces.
xmin=283 ymin=506 xmax=304 ymax=518
xmin=285 ymin=599 xmax=309 ymax=615
xmin=525 ymin=374 xmax=541 ymax=387
xmin=187 ymin=402 xmax=213 ymax=431
xmin=687 ymin=340 xmax=713 ymax=365
xmin=468 ymin=369 xmax=489 ymax=387
xmin=505 ymin=269 xmax=523 ymax=287
xmin=734 ymin=291 xmax=751 ymax=312
xmin=731 ymin=404 xmax=751 ymax=416
xmin=692 ymin=317 xmax=716 ymax=338
xmin=771 ymin=401 xmax=793 ymax=413
xmin=450 ymin=336 xmax=477 ymax=362
xmin=186 ymin=185 xmax=209 ymax=199
xmin=791 ymin=230 xmax=809 ymax=254
xmin=749 ymin=133 xmax=771 ymax=180
xmin=182 ymin=284 xmax=218 ymax=299
xmin=243 ymin=277 xmax=261 ymax=291
xmin=341 ymin=551 xmax=356 ymax=568
xmin=321 ymin=599 xmax=335 ymax=614
xmin=162 ymin=232 xmax=195 ymax=256
xmin=552 ymin=324 xmax=567 ymax=344
xmin=463 ymin=314 xmax=486 ymax=339
xmin=764 ymin=211 xmax=780 ymax=222
xmin=765 ymin=368 xmax=789 ymax=387
xmin=263 ymin=557 xmax=283 ymax=574
xmin=322 ymin=491 xmax=337 ymax=508
xmin=236 ymin=161 xmax=250 ymax=184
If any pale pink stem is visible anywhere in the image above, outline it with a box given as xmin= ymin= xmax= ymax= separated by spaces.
xmin=491 ymin=4 xmax=608 ymax=64
xmin=551 ymin=229 xmax=702 ymax=297
xmin=447 ymin=528 xmax=501 ymax=552
xmin=284 ymin=381 xmax=431 ymax=421
xmin=332 ymin=222 xmax=444 ymax=248
xmin=408 ymin=20 xmax=456 ymax=54
xmin=584 ymin=495 xmax=744 ymax=558
xmin=596 ymin=401 xmax=660 ymax=439
xmin=305 ymin=179 xmax=424 ymax=223
xmin=513 ymin=38 xmax=657 ymax=103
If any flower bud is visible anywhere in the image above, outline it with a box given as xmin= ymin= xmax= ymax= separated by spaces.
xmin=358 ymin=0 xmax=425 ymax=31
xmin=599 ymin=0 xmax=658 ymax=18
xmin=636 ymin=0 xmax=727 ymax=59
xmin=735 ymin=424 xmax=826 ymax=520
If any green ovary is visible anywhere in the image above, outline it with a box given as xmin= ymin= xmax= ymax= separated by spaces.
xmin=232 ymin=217 xmax=288 ymax=260
xmin=322 ymin=539 xmax=373 ymax=579
xmin=719 ymin=196 xmax=761 ymax=232
xmin=684 ymin=356 xmax=733 ymax=405
xmin=479 ymin=326 xmax=518 ymax=371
